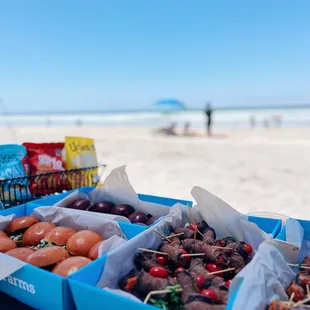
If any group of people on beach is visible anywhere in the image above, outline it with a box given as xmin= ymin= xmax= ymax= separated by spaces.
xmin=156 ymin=103 xmax=213 ymax=137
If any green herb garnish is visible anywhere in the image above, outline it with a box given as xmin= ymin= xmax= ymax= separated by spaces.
xmin=148 ymin=285 xmax=183 ymax=310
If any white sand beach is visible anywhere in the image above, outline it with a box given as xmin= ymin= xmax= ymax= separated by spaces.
xmin=1 ymin=125 xmax=310 ymax=220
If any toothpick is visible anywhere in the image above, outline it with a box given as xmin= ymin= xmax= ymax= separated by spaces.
xmin=207 ymin=267 xmax=235 ymax=276
xmin=166 ymin=232 xmax=184 ymax=239
xmin=211 ymin=246 xmax=234 ymax=250
xmin=138 ymin=248 xmax=169 ymax=256
xmin=307 ymin=284 xmax=310 ymax=297
xmin=289 ymin=292 xmax=295 ymax=306
xmin=181 ymin=253 xmax=205 ymax=257
xmin=187 ymin=205 xmax=195 ymax=224
xmin=144 ymin=288 xmax=183 ymax=304
xmin=293 ymin=295 xmax=310 ymax=307
xmin=154 ymin=230 xmax=172 ymax=243
xmin=288 ymin=263 xmax=310 ymax=269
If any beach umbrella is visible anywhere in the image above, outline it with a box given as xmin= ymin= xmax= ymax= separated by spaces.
xmin=154 ymin=99 xmax=186 ymax=112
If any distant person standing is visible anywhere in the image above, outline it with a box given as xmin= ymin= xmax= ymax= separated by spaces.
xmin=205 ymin=103 xmax=213 ymax=136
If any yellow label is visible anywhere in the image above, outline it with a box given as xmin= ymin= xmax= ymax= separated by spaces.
xmin=64 ymin=136 xmax=99 ymax=189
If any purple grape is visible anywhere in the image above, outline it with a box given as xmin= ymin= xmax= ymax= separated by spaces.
xmin=111 ymin=204 xmax=135 ymax=217
xmin=128 ymin=212 xmax=148 ymax=224
xmin=67 ymin=198 xmax=90 ymax=210
xmin=88 ymin=201 xmax=115 ymax=214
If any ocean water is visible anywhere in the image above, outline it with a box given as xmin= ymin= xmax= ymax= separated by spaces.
xmin=1 ymin=107 xmax=310 ymax=129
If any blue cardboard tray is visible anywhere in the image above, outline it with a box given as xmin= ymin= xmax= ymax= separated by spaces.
xmin=276 ymin=218 xmax=310 ymax=241
xmin=68 ymin=215 xmax=282 ymax=310
xmin=0 ymin=203 xmax=145 ymax=310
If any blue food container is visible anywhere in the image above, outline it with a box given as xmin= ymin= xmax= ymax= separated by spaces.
xmin=0 ymin=203 xmax=144 ymax=310
xmin=68 ymin=215 xmax=282 ymax=310
xmin=276 ymin=218 xmax=310 ymax=241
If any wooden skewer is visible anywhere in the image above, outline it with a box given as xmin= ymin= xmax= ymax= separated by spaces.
xmin=211 ymin=246 xmax=234 ymax=250
xmin=166 ymin=232 xmax=184 ymax=239
xmin=288 ymin=263 xmax=310 ymax=270
xmin=187 ymin=206 xmax=204 ymax=237
xmin=138 ymin=248 xmax=169 ymax=256
xmin=307 ymin=284 xmax=310 ymax=297
xmin=293 ymin=295 xmax=310 ymax=308
xmin=144 ymin=288 xmax=183 ymax=304
xmin=207 ymin=267 xmax=235 ymax=276
xmin=289 ymin=292 xmax=295 ymax=307
xmin=154 ymin=230 xmax=172 ymax=243
xmin=181 ymin=253 xmax=205 ymax=257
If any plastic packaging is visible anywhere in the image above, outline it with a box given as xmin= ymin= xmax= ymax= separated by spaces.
xmin=62 ymin=137 xmax=99 ymax=189
xmin=23 ymin=142 xmax=69 ymax=195
xmin=0 ymin=144 xmax=29 ymax=209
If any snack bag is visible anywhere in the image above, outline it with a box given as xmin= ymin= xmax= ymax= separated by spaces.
xmin=0 ymin=144 xmax=30 ymax=208
xmin=23 ymin=142 xmax=70 ymax=195
xmin=63 ymin=136 xmax=99 ymax=189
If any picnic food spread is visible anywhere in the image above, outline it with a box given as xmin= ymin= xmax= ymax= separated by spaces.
xmin=119 ymin=220 xmax=253 ymax=309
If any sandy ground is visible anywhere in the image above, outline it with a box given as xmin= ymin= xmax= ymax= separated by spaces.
xmin=1 ymin=125 xmax=310 ymax=220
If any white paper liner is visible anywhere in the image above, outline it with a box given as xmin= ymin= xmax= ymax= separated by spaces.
xmin=54 ymin=165 xmax=174 ymax=221
xmin=97 ymin=198 xmax=271 ymax=301
xmin=0 ymin=207 xmax=127 ymax=280
xmin=228 ymin=241 xmax=296 ymax=310
xmin=228 ymin=218 xmax=310 ymax=309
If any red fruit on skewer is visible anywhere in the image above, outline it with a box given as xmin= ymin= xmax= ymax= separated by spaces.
xmin=225 ymin=280 xmax=232 ymax=288
xmin=178 ymin=248 xmax=190 ymax=266
xmin=196 ymin=274 xmax=205 ymax=290
xmin=188 ymin=224 xmax=198 ymax=231
xmin=174 ymin=267 xmax=185 ymax=277
xmin=156 ymin=256 xmax=168 ymax=265
xmin=243 ymin=243 xmax=253 ymax=254
xmin=205 ymin=263 xmax=223 ymax=276
xmin=201 ymin=289 xmax=218 ymax=302
xmin=149 ymin=266 xmax=168 ymax=279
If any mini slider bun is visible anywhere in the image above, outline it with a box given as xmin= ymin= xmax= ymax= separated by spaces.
xmin=88 ymin=240 xmax=104 ymax=260
xmin=6 ymin=247 xmax=34 ymax=262
xmin=23 ymin=222 xmax=56 ymax=246
xmin=5 ymin=216 xmax=39 ymax=234
xmin=66 ymin=230 xmax=103 ymax=257
xmin=27 ymin=246 xmax=69 ymax=267
xmin=0 ymin=238 xmax=17 ymax=253
xmin=44 ymin=226 xmax=77 ymax=246
xmin=52 ymin=256 xmax=92 ymax=277
xmin=0 ymin=231 xmax=8 ymax=238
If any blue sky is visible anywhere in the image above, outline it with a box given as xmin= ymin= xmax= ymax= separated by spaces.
xmin=0 ymin=0 xmax=310 ymax=113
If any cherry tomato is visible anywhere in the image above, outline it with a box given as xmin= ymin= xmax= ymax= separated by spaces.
xmin=188 ymin=224 xmax=198 ymax=231
xmin=219 ymin=239 xmax=225 ymax=246
xmin=225 ymin=280 xmax=232 ymax=288
xmin=201 ymin=289 xmax=218 ymax=302
xmin=244 ymin=243 xmax=253 ymax=254
xmin=174 ymin=267 xmax=185 ymax=277
xmin=156 ymin=256 xmax=168 ymax=265
xmin=205 ymin=263 xmax=223 ymax=276
xmin=218 ymin=256 xmax=226 ymax=264
xmin=178 ymin=248 xmax=190 ymax=266
xmin=196 ymin=274 xmax=205 ymax=290
xmin=149 ymin=266 xmax=168 ymax=279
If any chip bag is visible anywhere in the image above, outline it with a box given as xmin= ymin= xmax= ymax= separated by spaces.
xmin=0 ymin=144 xmax=30 ymax=208
xmin=62 ymin=136 xmax=99 ymax=189
xmin=23 ymin=142 xmax=70 ymax=195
